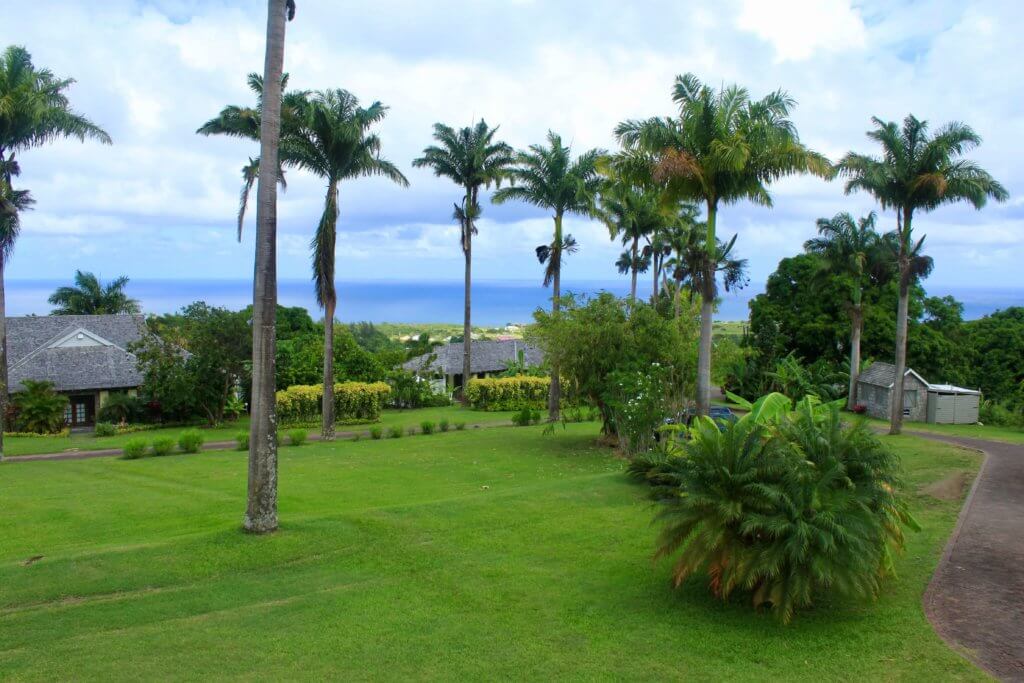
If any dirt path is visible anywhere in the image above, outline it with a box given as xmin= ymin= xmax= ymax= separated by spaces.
xmin=913 ymin=430 xmax=1024 ymax=681
xmin=3 ymin=421 xmax=512 ymax=463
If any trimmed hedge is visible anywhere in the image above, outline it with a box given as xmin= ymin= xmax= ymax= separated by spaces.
xmin=276 ymin=381 xmax=391 ymax=425
xmin=465 ymin=376 xmax=550 ymax=411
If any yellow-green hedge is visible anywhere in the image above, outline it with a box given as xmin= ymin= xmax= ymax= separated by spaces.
xmin=466 ymin=376 xmax=550 ymax=411
xmin=276 ymin=381 xmax=390 ymax=424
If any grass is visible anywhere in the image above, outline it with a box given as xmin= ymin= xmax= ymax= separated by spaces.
xmin=0 ymin=424 xmax=984 ymax=680
xmin=864 ymin=416 xmax=1024 ymax=445
xmin=2 ymin=405 xmax=520 ymax=457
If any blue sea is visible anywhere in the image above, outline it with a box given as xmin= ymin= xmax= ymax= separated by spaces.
xmin=5 ymin=279 xmax=1020 ymax=326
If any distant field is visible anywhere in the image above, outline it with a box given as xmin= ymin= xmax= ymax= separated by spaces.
xmin=375 ymin=322 xmax=522 ymax=342
xmin=712 ymin=320 xmax=747 ymax=340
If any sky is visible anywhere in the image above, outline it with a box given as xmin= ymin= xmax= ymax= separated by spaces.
xmin=2 ymin=0 xmax=1022 ymax=294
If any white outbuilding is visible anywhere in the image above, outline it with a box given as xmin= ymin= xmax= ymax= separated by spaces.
xmin=926 ymin=384 xmax=981 ymax=425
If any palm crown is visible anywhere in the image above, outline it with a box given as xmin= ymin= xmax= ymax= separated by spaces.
xmin=285 ymin=89 xmax=409 ymax=308
xmin=492 ymin=131 xmax=603 ymax=286
xmin=804 ymin=211 xmax=888 ymax=303
xmin=48 ymin=270 xmax=140 ymax=315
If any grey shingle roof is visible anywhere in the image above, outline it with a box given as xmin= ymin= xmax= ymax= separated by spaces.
xmin=857 ymin=361 xmax=929 ymax=388
xmin=6 ymin=315 xmax=147 ymax=393
xmin=402 ymin=340 xmax=544 ymax=375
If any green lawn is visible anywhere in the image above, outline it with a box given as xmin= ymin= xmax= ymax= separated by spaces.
xmin=1 ymin=405 xmax=519 ymax=457
xmin=864 ymin=416 xmax=1024 ymax=445
xmin=0 ymin=423 xmax=984 ymax=680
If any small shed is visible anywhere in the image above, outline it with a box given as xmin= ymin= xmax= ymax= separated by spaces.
xmin=926 ymin=384 xmax=981 ymax=424
xmin=856 ymin=362 xmax=930 ymax=422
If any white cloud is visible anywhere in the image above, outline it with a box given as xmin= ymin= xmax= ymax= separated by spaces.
xmin=736 ymin=0 xmax=867 ymax=62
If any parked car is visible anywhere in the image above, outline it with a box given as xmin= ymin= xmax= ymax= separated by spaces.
xmin=654 ymin=406 xmax=737 ymax=442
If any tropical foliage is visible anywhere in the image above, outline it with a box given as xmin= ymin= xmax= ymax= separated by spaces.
xmin=47 ymin=270 xmax=140 ymax=315
xmin=11 ymin=380 xmax=69 ymax=434
xmin=493 ymin=131 xmax=603 ymax=420
xmin=614 ymin=73 xmax=830 ymax=415
xmin=635 ymin=394 xmax=917 ymax=622
xmin=838 ymin=114 xmax=1007 ymax=433
xmin=414 ymin=120 xmax=514 ymax=402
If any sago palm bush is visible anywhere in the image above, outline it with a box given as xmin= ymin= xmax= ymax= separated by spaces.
xmin=650 ymin=397 xmax=917 ymax=623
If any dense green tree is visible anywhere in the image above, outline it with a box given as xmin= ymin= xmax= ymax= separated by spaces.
xmin=614 ymin=73 xmax=830 ymax=416
xmin=413 ymin=121 xmax=514 ymax=403
xmin=275 ymin=328 xmax=385 ymax=390
xmin=134 ymin=303 xmax=252 ymax=424
xmin=283 ymin=88 xmax=407 ymax=440
xmin=0 ymin=45 xmax=110 ymax=460
xmin=528 ymin=292 xmax=698 ymax=433
xmin=493 ymin=131 xmax=603 ymax=420
xmin=961 ymin=307 xmax=1024 ymax=404
xmin=838 ymin=115 xmax=1007 ymax=434
xmin=47 ymin=270 xmax=140 ymax=315
xmin=804 ymin=212 xmax=888 ymax=408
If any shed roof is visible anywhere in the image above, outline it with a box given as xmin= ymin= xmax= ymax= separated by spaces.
xmin=857 ymin=361 xmax=930 ymax=389
xmin=6 ymin=315 xmax=147 ymax=393
xmin=403 ymin=340 xmax=544 ymax=375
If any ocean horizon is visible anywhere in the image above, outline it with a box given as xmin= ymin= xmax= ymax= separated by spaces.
xmin=5 ymin=279 xmax=1020 ymax=326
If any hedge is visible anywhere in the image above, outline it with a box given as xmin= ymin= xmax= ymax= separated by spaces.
xmin=276 ymin=381 xmax=391 ymax=425
xmin=465 ymin=376 xmax=550 ymax=411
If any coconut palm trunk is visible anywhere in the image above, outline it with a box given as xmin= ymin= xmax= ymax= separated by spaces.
xmin=322 ymin=296 xmax=335 ymax=438
xmin=461 ymin=188 xmax=476 ymax=403
xmin=695 ymin=203 xmax=717 ymax=415
xmin=629 ymin=237 xmax=638 ymax=302
xmin=889 ymin=223 xmax=912 ymax=435
xmin=244 ymin=0 xmax=289 ymax=534
xmin=548 ymin=212 xmax=563 ymax=421
xmin=316 ymin=181 xmax=339 ymax=441
xmin=847 ymin=305 xmax=863 ymax=410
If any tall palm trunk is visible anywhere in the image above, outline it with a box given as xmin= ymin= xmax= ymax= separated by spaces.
xmin=629 ymin=237 xmax=638 ymax=302
xmin=652 ymin=252 xmax=658 ymax=302
xmin=847 ymin=304 xmax=863 ymax=410
xmin=695 ymin=202 xmax=717 ymax=416
xmin=322 ymin=301 xmax=336 ymax=440
xmin=548 ymin=212 xmax=563 ymax=421
xmin=889 ymin=209 xmax=913 ymax=435
xmin=461 ymin=188 xmax=474 ymax=404
xmin=673 ymin=268 xmax=682 ymax=319
xmin=319 ymin=182 xmax=338 ymax=441
xmin=0 ymin=252 xmax=7 ymax=462
xmin=244 ymin=0 xmax=288 ymax=534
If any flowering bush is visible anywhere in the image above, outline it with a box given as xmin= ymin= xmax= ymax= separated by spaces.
xmin=604 ymin=365 xmax=670 ymax=456
xmin=465 ymin=376 xmax=550 ymax=411
xmin=852 ymin=403 xmax=868 ymax=415
xmin=276 ymin=381 xmax=391 ymax=425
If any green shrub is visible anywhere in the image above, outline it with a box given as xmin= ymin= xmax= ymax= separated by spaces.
xmin=979 ymin=400 xmax=1023 ymax=427
xmin=370 ymin=426 xmax=383 ymax=440
xmin=235 ymin=431 xmax=249 ymax=450
xmin=151 ymin=436 xmax=176 ymax=456
xmin=647 ymin=395 xmax=917 ymax=623
xmin=406 ymin=425 xmax=417 ymax=436
xmin=12 ymin=380 xmax=68 ymax=434
xmin=122 ymin=438 xmax=148 ymax=459
xmin=94 ymin=421 xmax=117 ymax=437
xmin=455 ymin=421 xmax=466 ymax=431
xmin=352 ymin=434 xmax=361 ymax=442
xmin=511 ymin=407 xmax=541 ymax=427
xmin=275 ymin=381 xmax=391 ymax=425
xmin=438 ymin=418 xmax=450 ymax=432
xmin=287 ymin=429 xmax=307 ymax=446
xmin=465 ymin=376 xmax=550 ymax=411
xmin=388 ymin=426 xmax=403 ymax=439
xmin=178 ymin=429 xmax=204 ymax=454
xmin=419 ymin=420 xmax=435 ymax=435
xmin=97 ymin=392 xmax=144 ymax=424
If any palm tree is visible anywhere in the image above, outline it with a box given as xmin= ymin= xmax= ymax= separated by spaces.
xmin=838 ymin=115 xmax=1007 ymax=434
xmin=615 ymin=74 xmax=830 ymax=415
xmin=668 ymin=230 xmax=748 ymax=320
xmin=493 ymin=131 xmax=603 ymax=420
xmin=597 ymin=180 xmax=660 ymax=302
xmin=196 ymin=72 xmax=308 ymax=239
xmin=47 ymin=271 xmax=140 ymax=314
xmin=804 ymin=212 xmax=887 ymax=409
xmin=0 ymin=45 xmax=111 ymax=462
xmin=284 ymin=89 xmax=408 ymax=440
xmin=244 ymin=0 xmax=295 ymax=534
xmin=413 ymin=121 xmax=513 ymax=402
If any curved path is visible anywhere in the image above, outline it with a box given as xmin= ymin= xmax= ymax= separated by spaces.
xmin=917 ymin=431 xmax=1024 ymax=681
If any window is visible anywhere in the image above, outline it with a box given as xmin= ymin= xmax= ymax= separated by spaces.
xmin=903 ymin=390 xmax=918 ymax=409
